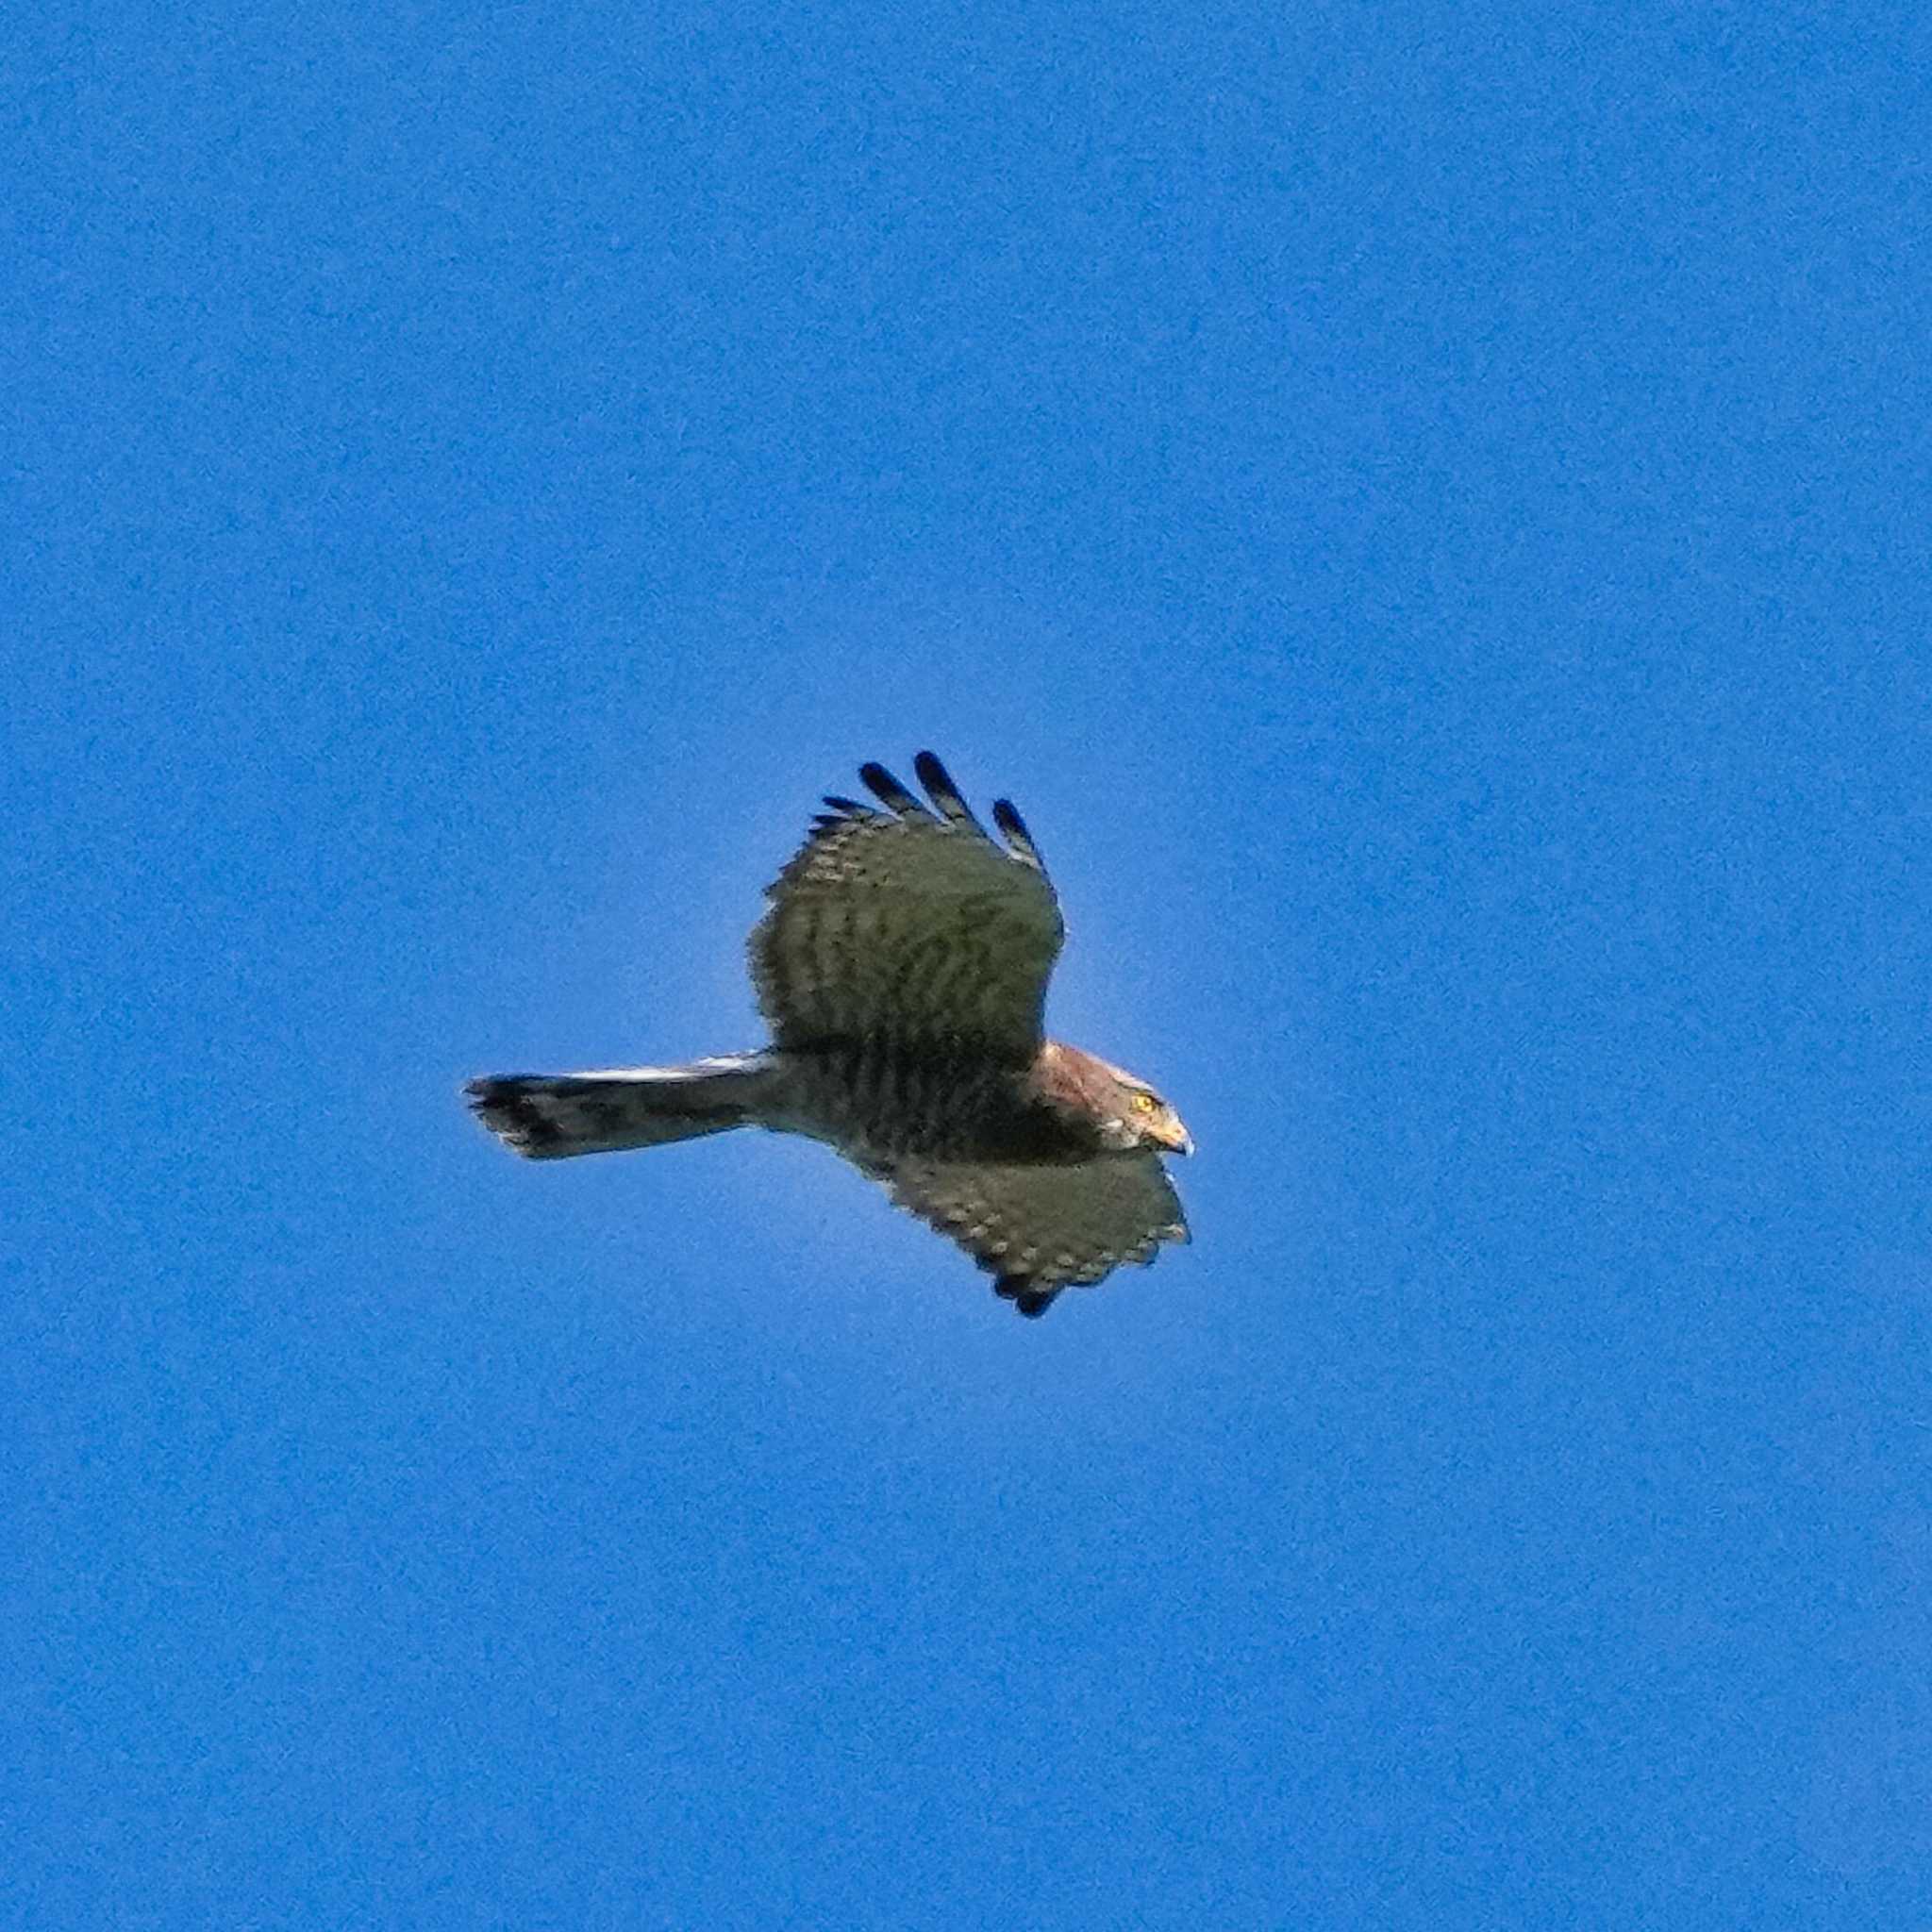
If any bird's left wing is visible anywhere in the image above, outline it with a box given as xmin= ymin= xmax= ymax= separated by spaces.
xmin=883 ymin=1151 xmax=1190 ymax=1317
xmin=749 ymin=753 xmax=1064 ymax=1065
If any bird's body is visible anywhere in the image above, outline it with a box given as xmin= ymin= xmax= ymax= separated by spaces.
xmin=468 ymin=755 xmax=1191 ymax=1317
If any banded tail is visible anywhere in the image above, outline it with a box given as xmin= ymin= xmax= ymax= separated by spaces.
xmin=465 ymin=1054 xmax=776 ymax=1160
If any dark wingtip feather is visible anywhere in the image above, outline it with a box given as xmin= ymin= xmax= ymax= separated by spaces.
xmin=995 ymin=1275 xmax=1062 ymax=1319
xmin=858 ymin=760 xmax=933 ymax=818
xmin=991 ymin=797 xmax=1045 ymax=870
xmin=912 ymin=751 xmax=984 ymax=831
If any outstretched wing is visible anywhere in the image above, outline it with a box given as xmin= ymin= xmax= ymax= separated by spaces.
xmin=884 ymin=1152 xmax=1190 ymax=1317
xmin=749 ymin=752 xmax=1064 ymax=1064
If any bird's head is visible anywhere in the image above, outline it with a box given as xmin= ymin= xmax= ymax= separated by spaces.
xmin=1113 ymin=1078 xmax=1193 ymax=1158
xmin=1044 ymin=1046 xmax=1192 ymax=1158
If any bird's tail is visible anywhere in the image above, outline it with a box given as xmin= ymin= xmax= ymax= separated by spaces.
xmin=465 ymin=1054 xmax=776 ymax=1160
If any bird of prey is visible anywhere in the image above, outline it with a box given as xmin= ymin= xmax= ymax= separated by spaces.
xmin=466 ymin=753 xmax=1191 ymax=1317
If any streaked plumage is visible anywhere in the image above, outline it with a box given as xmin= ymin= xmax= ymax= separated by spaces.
xmin=467 ymin=754 xmax=1191 ymax=1318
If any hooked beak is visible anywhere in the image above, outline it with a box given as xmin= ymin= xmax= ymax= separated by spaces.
xmin=1162 ymin=1120 xmax=1195 ymax=1158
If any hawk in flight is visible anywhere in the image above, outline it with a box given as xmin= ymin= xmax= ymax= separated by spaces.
xmin=467 ymin=754 xmax=1191 ymax=1317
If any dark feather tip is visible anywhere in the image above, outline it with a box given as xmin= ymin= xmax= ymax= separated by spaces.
xmin=858 ymin=761 xmax=930 ymax=817
xmin=912 ymin=750 xmax=958 ymax=800
xmin=991 ymin=797 xmax=1043 ymax=865
xmin=913 ymin=751 xmax=984 ymax=830
xmin=995 ymin=1275 xmax=1061 ymax=1319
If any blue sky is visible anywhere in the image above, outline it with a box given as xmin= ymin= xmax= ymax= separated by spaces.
xmin=8 ymin=4 xmax=1929 ymax=1925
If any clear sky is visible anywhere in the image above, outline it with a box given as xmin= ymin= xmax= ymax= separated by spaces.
xmin=8 ymin=4 xmax=1929 ymax=1926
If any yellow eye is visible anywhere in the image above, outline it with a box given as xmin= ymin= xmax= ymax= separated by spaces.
xmin=1131 ymin=1092 xmax=1158 ymax=1115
